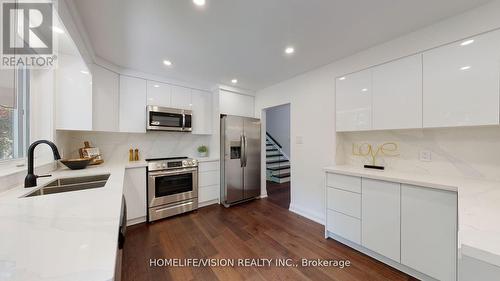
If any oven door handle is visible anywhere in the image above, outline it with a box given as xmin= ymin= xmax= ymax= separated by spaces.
xmin=148 ymin=167 xmax=197 ymax=177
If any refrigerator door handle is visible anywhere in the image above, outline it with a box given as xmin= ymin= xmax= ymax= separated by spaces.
xmin=243 ymin=135 xmax=248 ymax=167
xmin=240 ymin=134 xmax=245 ymax=167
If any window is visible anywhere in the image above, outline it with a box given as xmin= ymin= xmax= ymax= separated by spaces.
xmin=0 ymin=68 xmax=29 ymax=161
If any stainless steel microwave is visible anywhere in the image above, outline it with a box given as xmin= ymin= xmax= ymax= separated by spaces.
xmin=146 ymin=105 xmax=192 ymax=132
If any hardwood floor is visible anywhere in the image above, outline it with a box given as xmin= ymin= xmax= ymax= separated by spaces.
xmin=123 ymin=199 xmax=418 ymax=281
xmin=266 ymin=181 xmax=290 ymax=209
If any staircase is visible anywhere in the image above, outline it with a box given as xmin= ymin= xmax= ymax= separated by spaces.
xmin=266 ymin=132 xmax=290 ymax=184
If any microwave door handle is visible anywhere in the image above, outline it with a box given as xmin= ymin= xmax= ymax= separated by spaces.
xmin=182 ymin=114 xmax=186 ymax=130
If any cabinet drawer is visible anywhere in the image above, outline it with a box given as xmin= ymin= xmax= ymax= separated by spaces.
xmin=199 ymin=170 xmax=219 ymax=187
xmin=327 ymin=187 xmax=361 ymax=218
xmin=327 ymin=173 xmax=361 ymax=193
xmin=327 ymin=210 xmax=361 ymax=244
xmin=199 ymin=161 xmax=219 ymax=172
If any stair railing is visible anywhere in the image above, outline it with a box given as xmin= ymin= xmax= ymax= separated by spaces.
xmin=266 ymin=132 xmax=290 ymax=161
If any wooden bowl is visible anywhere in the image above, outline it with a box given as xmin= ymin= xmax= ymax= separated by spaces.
xmin=60 ymin=158 xmax=92 ymax=170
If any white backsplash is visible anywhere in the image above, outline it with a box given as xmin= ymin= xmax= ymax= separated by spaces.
xmin=57 ymin=130 xmax=215 ymax=164
xmin=337 ymin=126 xmax=500 ymax=182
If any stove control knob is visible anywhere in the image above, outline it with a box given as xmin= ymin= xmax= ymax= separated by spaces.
xmin=156 ymin=164 xmax=161 ymax=169
xmin=192 ymin=160 xmax=197 ymax=166
xmin=182 ymin=160 xmax=188 ymax=166
xmin=162 ymin=163 xmax=166 ymax=168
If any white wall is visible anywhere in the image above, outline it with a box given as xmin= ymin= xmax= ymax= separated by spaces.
xmin=57 ymin=130 xmax=213 ymax=164
xmin=255 ymin=0 xmax=500 ymax=224
xmin=338 ymin=127 xmax=500 ymax=182
xmin=265 ymin=104 xmax=290 ymax=157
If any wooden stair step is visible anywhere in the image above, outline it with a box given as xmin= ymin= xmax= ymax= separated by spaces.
xmin=267 ymin=165 xmax=290 ymax=171
xmin=273 ymin=173 xmax=290 ymax=179
xmin=266 ymin=159 xmax=289 ymax=164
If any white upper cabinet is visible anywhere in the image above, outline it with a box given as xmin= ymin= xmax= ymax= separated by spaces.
xmin=423 ymin=30 xmax=500 ymax=128
xmin=119 ymin=76 xmax=147 ymax=133
xmin=372 ymin=55 xmax=423 ymax=130
xmin=191 ymin=89 xmax=213 ymax=135
xmin=171 ymin=85 xmax=192 ymax=110
xmin=336 ymin=69 xmax=372 ymax=132
xmin=92 ymin=64 xmax=119 ymax=132
xmin=147 ymin=81 xmax=171 ymax=107
xmin=219 ymin=90 xmax=255 ymax=118
xmin=56 ymin=53 xmax=93 ymax=131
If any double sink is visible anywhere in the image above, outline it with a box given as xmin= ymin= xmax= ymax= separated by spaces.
xmin=24 ymin=174 xmax=110 ymax=197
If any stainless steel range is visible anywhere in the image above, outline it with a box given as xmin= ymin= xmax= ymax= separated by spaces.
xmin=146 ymin=157 xmax=198 ymax=222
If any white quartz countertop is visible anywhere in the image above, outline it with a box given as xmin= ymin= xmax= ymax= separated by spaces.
xmin=0 ymin=164 xmax=126 ymax=281
xmin=324 ymin=165 xmax=500 ymax=267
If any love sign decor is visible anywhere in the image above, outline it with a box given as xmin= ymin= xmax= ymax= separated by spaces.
xmin=351 ymin=142 xmax=400 ymax=170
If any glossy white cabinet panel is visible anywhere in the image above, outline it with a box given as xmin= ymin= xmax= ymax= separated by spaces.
xmin=123 ymin=167 xmax=147 ymax=224
xmin=327 ymin=187 xmax=361 ymax=218
xmin=147 ymin=81 xmax=171 ymax=107
xmin=56 ymin=53 xmax=93 ymax=131
xmin=171 ymin=85 xmax=192 ymax=110
xmin=401 ymin=184 xmax=457 ymax=281
xmin=219 ymin=90 xmax=255 ymax=118
xmin=326 ymin=173 xmax=361 ymax=193
xmin=336 ymin=69 xmax=372 ymax=132
xmin=199 ymin=170 xmax=219 ymax=187
xmin=199 ymin=185 xmax=219 ymax=204
xmin=119 ymin=76 xmax=147 ymax=133
xmin=372 ymin=55 xmax=423 ymax=130
xmin=198 ymin=161 xmax=219 ymax=172
xmin=423 ymin=30 xmax=500 ymax=128
xmin=327 ymin=210 xmax=361 ymax=244
xmin=361 ymin=178 xmax=401 ymax=262
xmin=191 ymin=89 xmax=213 ymax=135
xmin=92 ymin=64 xmax=119 ymax=132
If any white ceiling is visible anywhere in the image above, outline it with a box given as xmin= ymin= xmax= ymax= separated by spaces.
xmin=72 ymin=0 xmax=491 ymax=91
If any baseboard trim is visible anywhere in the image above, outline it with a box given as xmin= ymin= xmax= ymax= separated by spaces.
xmin=127 ymin=216 xmax=146 ymax=226
xmin=289 ymin=204 xmax=325 ymax=225
xmin=199 ymin=199 xmax=219 ymax=208
xmin=326 ymin=231 xmax=437 ymax=281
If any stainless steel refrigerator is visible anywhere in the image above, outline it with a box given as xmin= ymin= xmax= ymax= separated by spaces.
xmin=220 ymin=115 xmax=261 ymax=207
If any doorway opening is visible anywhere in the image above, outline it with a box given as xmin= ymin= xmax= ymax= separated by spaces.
xmin=264 ymin=104 xmax=290 ymax=209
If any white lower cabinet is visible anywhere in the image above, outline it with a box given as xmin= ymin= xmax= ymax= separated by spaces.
xmin=327 ymin=209 xmax=361 ymax=244
xmin=401 ymin=184 xmax=457 ymax=281
xmin=361 ymin=178 xmax=401 ymax=262
xmin=123 ymin=167 xmax=147 ymax=225
xmin=198 ymin=160 xmax=220 ymax=205
xmin=326 ymin=172 xmax=458 ymax=281
xmin=327 ymin=187 xmax=361 ymax=218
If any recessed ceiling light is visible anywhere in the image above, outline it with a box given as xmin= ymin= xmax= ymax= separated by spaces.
xmin=163 ymin=60 xmax=172 ymax=66
xmin=193 ymin=0 xmax=206 ymax=6
xmin=231 ymin=79 xmax=238 ymax=84
xmin=361 ymin=88 xmax=368 ymax=92
xmin=460 ymin=66 xmax=471 ymax=71
xmin=284 ymin=46 xmax=295 ymax=55
xmin=460 ymin=39 xmax=474 ymax=46
xmin=339 ymin=77 xmax=346 ymax=81
xmin=153 ymin=84 xmax=160 ymax=88
xmin=80 ymin=70 xmax=89 ymax=74
xmin=52 ymin=26 xmax=65 ymax=34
